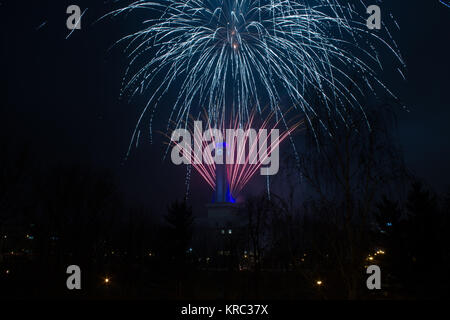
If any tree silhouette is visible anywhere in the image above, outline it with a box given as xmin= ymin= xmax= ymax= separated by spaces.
xmin=164 ymin=200 xmax=194 ymax=297
xmin=403 ymin=181 xmax=443 ymax=296
xmin=375 ymin=195 xmax=402 ymax=234
xmin=165 ymin=200 xmax=194 ymax=259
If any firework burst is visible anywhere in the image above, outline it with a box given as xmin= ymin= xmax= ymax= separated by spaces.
xmin=105 ymin=0 xmax=404 ymax=157
xmin=168 ymin=110 xmax=302 ymax=198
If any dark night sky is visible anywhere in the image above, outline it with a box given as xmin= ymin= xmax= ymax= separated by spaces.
xmin=1 ymin=0 xmax=450 ymax=215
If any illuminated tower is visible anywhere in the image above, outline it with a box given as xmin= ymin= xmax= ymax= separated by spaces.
xmin=207 ymin=142 xmax=239 ymax=228
xmin=214 ymin=142 xmax=234 ymax=203
xmin=215 ymin=142 xmax=227 ymax=203
xmin=205 ymin=142 xmax=241 ymax=268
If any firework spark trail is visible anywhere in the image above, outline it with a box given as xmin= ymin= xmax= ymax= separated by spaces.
xmin=440 ymin=1 xmax=450 ymax=9
xmin=35 ymin=21 xmax=47 ymax=31
xmin=226 ymin=112 xmax=301 ymax=195
xmin=104 ymin=0 xmax=405 ymax=158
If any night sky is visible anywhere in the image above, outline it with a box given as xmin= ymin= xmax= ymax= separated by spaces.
xmin=1 ymin=0 xmax=450 ymax=216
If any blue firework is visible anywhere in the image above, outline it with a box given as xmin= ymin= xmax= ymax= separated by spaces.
xmin=105 ymin=0 xmax=404 ymax=154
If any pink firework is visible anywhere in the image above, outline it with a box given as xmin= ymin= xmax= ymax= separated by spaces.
xmin=170 ymin=110 xmax=302 ymax=199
